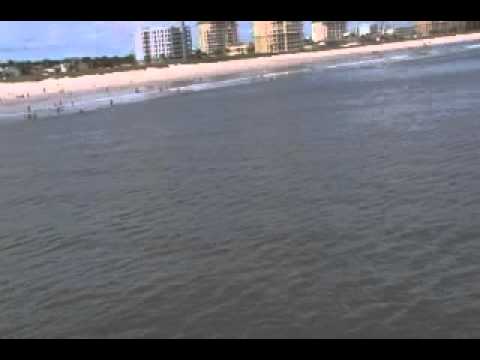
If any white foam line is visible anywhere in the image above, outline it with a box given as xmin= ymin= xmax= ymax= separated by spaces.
xmin=263 ymin=68 xmax=311 ymax=77
xmin=171 ymin=70 xmax=311 ymax=93
xmin=169 ymin=76 xmax=255 ymax=93
xmin=388 ymin=55 xmax=410 ymax=61
xmin=327 ymin=58 xmax=386 ymax=69
xmin=0 ymin=112 xmax=26 ymax=118
xmin=263 ymin=71 xmax=291 ymax=77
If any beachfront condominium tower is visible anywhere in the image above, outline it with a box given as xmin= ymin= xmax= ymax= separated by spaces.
xmin=415 ymin=21 xmax=468 ymax=37
xmin=253 ymin=21 xmax=304 ymax=54
xmin=311 ymin=21 xmax=327 ymax=43
xmin=198 ymin=21 xmax=239 ymax=56
xmin=134 ymin=25 xmax=192 ymax=63
xmin=312 ymin=21 xmax=347 ymax=43
xmin=226 ymin=21 xmax=239 ymax=46
xmin=415 ymin=21 xmax=433 ymax=36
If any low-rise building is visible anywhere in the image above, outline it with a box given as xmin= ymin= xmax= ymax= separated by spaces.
xmin=60 ymin=63 xmax=69 ymax=73
xmin=0 ymin=66 xmax=21 ymax=79
xmin=226 ymin=43 xmax=251 ymax=56
xmin=43 ymin=68 xmax=57 ymax=76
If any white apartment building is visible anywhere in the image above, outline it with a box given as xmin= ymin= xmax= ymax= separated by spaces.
xmin=135 ymin=25 xmax=192 ymax=62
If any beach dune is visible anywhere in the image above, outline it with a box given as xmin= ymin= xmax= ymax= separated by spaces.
xmin=2 ymin=32 xmax=480 ymax=104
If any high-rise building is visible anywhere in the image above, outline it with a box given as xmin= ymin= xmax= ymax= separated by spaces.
xmin=134 ymin=25 xmax=192 ymax=62
xmin=416 ymin=21 xmax=467 ymax=36
xmin=198 ymin=21 xmax=239 ymax=56
xmin=415 ymin=21 xmax=433 ymax=36
xmin=314 ymin=21 xmax=347 ymax=42
xmin=253 ymin=21 xmax=304 ymax=54
xmin=226 ymin=21 xmax=239 ymax=46
xmin=312 ymin=21 xmax=347 ymax=42
xmin=311 ymin=22 xmax=328 ymax=43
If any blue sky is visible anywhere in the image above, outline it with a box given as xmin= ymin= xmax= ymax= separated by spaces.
xmin=0 ymin=21 xmax=412 ymax=61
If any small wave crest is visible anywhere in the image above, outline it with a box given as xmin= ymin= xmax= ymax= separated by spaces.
xmin=327 ymin=58 xmax=386 ymax=69
xmin=465 ymin=43 xmax=480 ymax=49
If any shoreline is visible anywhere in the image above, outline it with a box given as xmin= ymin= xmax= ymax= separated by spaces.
xmin=2 ymin=32 xmax=480 ymax=111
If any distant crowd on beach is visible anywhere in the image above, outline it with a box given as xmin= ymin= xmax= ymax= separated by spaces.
xmin=18 ymin=82 xmax=182 ymax=119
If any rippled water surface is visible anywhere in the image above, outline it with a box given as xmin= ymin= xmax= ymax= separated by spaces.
xmin=2 ymin=45 xmax=480 ymax=338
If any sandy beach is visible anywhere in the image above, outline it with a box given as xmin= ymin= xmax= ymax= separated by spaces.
xmin=2 ymin=32 xmax=480 ymax=107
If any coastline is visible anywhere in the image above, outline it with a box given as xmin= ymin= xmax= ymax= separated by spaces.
xmin=2 ymin=32 xmax=480 ymax=112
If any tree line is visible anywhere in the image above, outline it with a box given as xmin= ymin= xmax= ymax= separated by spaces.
xmin=3 ymin=54 xmax=137 ymax=76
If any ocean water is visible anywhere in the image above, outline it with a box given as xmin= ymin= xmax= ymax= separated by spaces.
xmin=2 ymin=43 xmax=480 ymax=338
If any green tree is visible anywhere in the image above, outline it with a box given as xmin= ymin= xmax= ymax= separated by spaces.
xmin=214 ymin=48 xmax=225 ymax=57
xmin=125 ymin=54 xmax=135 ymax=64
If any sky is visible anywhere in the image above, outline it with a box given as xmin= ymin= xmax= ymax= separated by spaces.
xmin=0 ymin=21 xmax=412 ymax=61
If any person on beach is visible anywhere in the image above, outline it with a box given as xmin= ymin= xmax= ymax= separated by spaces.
xmin=27 ymin=105 xmax=31 ymax=113
xmin=110 ymin=99 xmax=114 ymax=107
xmin=43 ymin=88 xmax=46 ymax=94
